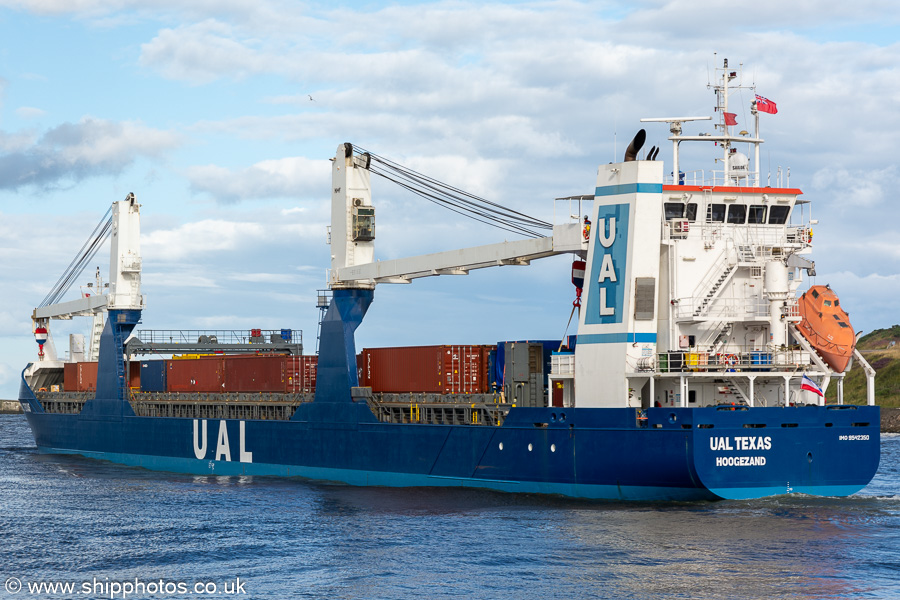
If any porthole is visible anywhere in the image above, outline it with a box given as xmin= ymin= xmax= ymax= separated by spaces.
xmin=499 ymin=442 xmax=504 ymax=451
xmin=550 ymin=444 xmax=556 ymax=453
xmin=528 ymin=443 xmax=533 ymax=452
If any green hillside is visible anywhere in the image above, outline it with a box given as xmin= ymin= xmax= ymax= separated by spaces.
xmin=825 ymin=326 xmax=900 ymax=407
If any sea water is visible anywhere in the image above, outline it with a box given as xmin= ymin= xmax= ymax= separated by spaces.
xmin=1 ymin=413 xmax=898 ymax=600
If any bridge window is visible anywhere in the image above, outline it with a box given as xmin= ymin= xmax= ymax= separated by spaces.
xmin=748 ymin=205 xmax=767 ymax=224
xmin=726 ymin=204 xmax=747 ymax=224
xmin=685 ymin=203 xmax=698 ymax=221
xmin=768 ymin=205 xmax=791 ymax=224
xmin=666 ymin=202 xmax=698 ymax=221
xmin=707 ymin=203 xmax=726 ymax=223
xmin=664 ymin=203 xmax=684 ymax=219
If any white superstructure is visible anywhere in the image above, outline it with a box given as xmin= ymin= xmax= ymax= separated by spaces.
xmin=571 ymin=59 xmax=872 ymax=409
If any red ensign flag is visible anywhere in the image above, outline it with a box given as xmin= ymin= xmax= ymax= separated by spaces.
xmin=755 ymin=94 xmax=778 ymax=114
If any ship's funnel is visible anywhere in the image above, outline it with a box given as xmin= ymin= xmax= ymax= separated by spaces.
xmin=624 ymin=129 xmax=646 ymax=162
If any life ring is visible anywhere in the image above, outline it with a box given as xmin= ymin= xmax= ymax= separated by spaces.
xmin=722 ymin=354 xmax=737 ymax=371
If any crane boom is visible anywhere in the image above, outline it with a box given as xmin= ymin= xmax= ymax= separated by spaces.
xmin=33 ymin=294 xmax=108 ymax=321
xmin=328 ymin=143 xmax=587 ymax=288
xmin=335 ymin=223 xmax=584 ymax=285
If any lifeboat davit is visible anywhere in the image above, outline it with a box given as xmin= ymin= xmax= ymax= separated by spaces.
xmin=796 ymin=285 xmax=855 ymax=372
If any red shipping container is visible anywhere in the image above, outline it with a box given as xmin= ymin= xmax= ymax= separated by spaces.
xmin=285 ymin=355 xmax=317 ymax=393
xmin=361 ymin=346 xmax=443 ymax=394
xmin=360 ymin=345 xmax=492 ymax=394
xmin=64 ymin=362 xmax=99 ymax=392
xmin=223 ymin=354 xmax=286 ymax=392
xmin=164 ymin=354 xmax=317 ymax=393
xmin=128 ymin=361 xmax=141 ymax=390
xmin=79 ymin=362 xmax=99 ymax=391
xmin=166 ymin=356 xmax=224 ymax=392
xmin=441 ymin=345 xmax=491 ymax=394
xmin=63 ymin=362 xmax=76 ymax=392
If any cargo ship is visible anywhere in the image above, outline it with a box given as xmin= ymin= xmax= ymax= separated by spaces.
xmin=19 ymin=60 xmax=880 ymax=501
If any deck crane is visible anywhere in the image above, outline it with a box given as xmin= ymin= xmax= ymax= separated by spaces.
xmin=320 ymin=142 xmax=592 ymax=405
xmin=25 ymin=194 xmax=144 ymax=390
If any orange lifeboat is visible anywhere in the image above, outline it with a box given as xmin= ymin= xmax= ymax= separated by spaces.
xmin=796 ymin=285 xmax=855 ymax=372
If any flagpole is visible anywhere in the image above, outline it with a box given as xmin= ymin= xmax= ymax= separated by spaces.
xmin=721 ymin=62 xmax=730 ymax=185
xmin=754 ymin=103 xmax=760 ymax=187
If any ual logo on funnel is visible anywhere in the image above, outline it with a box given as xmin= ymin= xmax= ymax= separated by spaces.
xmin=586 ymin=204 xmax=629 ymax=324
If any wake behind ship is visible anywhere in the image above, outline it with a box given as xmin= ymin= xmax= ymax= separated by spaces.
xmin=19 ymin=60 xmax=880 ymax=501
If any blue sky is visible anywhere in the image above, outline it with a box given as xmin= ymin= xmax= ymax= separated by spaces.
xmin=1 ymin=0 xmax=899 ymax=398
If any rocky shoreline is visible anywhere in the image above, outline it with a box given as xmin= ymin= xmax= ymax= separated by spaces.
xmin=0 ymin=400 xmax=22 ymax=414
xmin=881 ymin=407 xmax=900 ymax=434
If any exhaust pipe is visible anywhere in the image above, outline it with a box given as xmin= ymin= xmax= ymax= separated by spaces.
xmin=624 ymin=129 xmax=646 ymax=162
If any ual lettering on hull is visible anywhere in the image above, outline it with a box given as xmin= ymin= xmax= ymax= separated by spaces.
xmin=192 ymin=419 xmax=253 ymax=463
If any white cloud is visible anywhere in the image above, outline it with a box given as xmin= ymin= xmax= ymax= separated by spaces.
xmin=15 ymin=106 xmax=46 ymax=119
xmin=227 ymin=272 xmax=300 ymax=284
xmin=143 ymin=219 xmax=266 ymax=260
xmin=811 ymin=165 xmax=898 ymax=210
xmin=141 ymin=271 xmax=219 ymax=289
xmin=139 ymin=19 xmax=286 ymax=84
xmin=0 ymin=118 xmax=182 ymax=190
xmin=185 ymin=156 xmax=330 ymax=202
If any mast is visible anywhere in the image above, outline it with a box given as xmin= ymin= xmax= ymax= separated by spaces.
xmin=643 ymin=58 xmax=764 ymax=187
xmin=718 ymin=59 xmax=732 ymax=182
xmin=711 ymin=58 xmax=761 ymax=187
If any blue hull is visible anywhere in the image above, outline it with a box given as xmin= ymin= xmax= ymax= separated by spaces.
xmin=18 ymin=292 xmax=881 ymax=501
xmin=19 ymin=387 xmax=880 ymax=501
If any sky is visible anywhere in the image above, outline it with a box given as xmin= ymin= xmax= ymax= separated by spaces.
xmin=1 ymin=0 xmax=899 ymax=399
